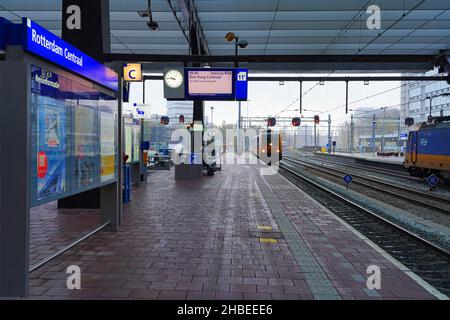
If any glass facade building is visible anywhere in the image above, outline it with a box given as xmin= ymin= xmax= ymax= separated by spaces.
xmin=401 ymin=68 xmax=450 ymax=123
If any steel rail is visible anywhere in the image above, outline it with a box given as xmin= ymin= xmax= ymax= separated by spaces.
xmin=283 ymin=156 xmax=450 ymax=215
xmin=279 ymin=161 xmax=450 ymax=258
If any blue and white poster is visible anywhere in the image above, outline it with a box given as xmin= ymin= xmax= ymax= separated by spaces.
xmin=36 ymin=101 xmax=67 ymax=200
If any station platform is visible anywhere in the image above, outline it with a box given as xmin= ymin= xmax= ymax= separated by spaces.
xmin=314 ymin=152 xmax=405 ymax=171
xmin=27 ymin=163 xmax=437 ymax=300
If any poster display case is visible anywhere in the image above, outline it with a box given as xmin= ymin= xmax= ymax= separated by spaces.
xmin=30 ymin=65 xmax=118 ymax=205
xmin=124 ymin=117 xmax=141 ymax=164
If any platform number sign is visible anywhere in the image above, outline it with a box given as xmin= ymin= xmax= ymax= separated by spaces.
xmin=426 ymin=174 xmax=439 ymax=190
xmin=343 ymin=174 xmax=353 ymax=190
xmin=237 ymin=72 xmax=247 ymax=81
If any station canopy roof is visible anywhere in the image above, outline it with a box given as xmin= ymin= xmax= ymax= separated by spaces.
xmin=1 ymin=0 xmax=450 ymax=72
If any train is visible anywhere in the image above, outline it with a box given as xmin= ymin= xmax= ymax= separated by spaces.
xmin=404 ymin=116 xmax=450 ymax=182
xmin=255 ymin=129 xmax=283 ymax=164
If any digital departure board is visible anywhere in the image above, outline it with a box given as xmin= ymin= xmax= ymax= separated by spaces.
xmin=184 ymin=68 xmax=247 ymax=101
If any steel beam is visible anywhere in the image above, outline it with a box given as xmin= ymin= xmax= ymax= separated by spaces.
xmin=144 ymin=75 xmax=446 ymax=82
xmin=105 ymin=53 xmax=433 ymax=64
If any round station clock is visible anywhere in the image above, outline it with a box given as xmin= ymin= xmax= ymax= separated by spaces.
xmin=164 ymin=69 xmax=183 ymax=88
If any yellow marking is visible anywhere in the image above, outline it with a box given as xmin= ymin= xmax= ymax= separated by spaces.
xmin=259 ymin=238 xmax=277 ymax=244
xmin=257 ymin=225 xmax=272 ymax=230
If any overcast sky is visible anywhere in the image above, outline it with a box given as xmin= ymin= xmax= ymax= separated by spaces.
xmin=128 ymin=73 xmax=401 ymax=128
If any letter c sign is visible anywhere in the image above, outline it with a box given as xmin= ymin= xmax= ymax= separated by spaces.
xmin=123 ymin=63 xmax=142 ymax=82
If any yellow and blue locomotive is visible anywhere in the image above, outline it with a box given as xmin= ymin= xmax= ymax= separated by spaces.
xmin=404 ymin=116 xmax=450 ymax=182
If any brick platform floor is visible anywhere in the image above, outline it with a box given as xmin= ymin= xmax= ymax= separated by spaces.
xmin=30 ymin=202 xmax=100 ymax=266
xmin=26 ymin=164 xmax=437 ymax=300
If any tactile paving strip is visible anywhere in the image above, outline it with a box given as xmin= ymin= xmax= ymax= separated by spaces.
xmin=252 ymin=167 xmax=342 ymax=300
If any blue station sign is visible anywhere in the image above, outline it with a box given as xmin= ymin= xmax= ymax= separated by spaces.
xmin=1 ymin=18 xmax=117 ymax=91
xmin=426 ymin=174 xmax=439 ymax=188
xmin=343 ymin=174 xmax=353 ymax=185
xmin=235 ymin=68 xmax=248 ymax=101
xmin=23 ymin=19 xmax=118 ymax=91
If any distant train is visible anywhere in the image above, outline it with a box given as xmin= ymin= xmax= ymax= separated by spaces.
xmin=255 ymin=129 xmax=283 ymax=164
xmin=404 ymin=116 xmax=450 ymax=182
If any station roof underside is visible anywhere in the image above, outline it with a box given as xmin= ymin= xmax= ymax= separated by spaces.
xmin=1 ymin=0 xmax=450 ymax=72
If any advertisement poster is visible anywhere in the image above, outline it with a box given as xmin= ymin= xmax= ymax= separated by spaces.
xmin=125 ymin=118 xmax=133 ymax=163
xmin=74 ymin=104 xmax=97 ymax=189
xmin=133 ymin=125 xmax=141 ymax=162
xmin=31 ymin=64 xmax=118 ymax=204
xmin=100 ymin=111 xmax=116 ymax=182
xmin=36 ymin=102 xmax=67 ymax=200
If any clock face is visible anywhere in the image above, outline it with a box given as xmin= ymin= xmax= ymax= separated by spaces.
xmin=164 ymin=70 xmax=183 ymax=88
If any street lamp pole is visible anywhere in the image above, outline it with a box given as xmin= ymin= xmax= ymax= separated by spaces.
xmin=381 ymin=107 xmax=387 ymax=154
xmin=210 ymin=106 xmax=214 ymax=127
xmin=226 ymin=32 xmax=248 ymax=153
xmin=426 ymin=96 xmax=433 ymax=120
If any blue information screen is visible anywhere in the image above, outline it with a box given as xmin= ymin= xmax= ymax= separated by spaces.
xmin=185 ymin=68 xmax=248 ymax=101
xmin=23 ymin=18 xmax=118 ymax=91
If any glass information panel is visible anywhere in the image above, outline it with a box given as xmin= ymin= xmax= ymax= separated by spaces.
xmin=31 ymin=65 xmax=118 ymax=206
xmin=124 ymin=117 xmax=141 ymax=163
xmin=73 ymin=103 xmax=97 ymax=191
xmin=124 ymin=118 xmax=133 ymax=163
xmin=100 ymin=109 xmax=116 ymax=182
xmin=132 ymin=125 xmax=141 ymax=162
xmin=33 ymin=92 xmax=68 ymax=200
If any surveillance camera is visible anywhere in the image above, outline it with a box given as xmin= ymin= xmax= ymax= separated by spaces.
xmin=147 ymin=20 xmax=159 ymax=31
xmin=137 ymin=10 xmax=150 ymax=18
xmin=238 ymin=40 xmax=248 ymax=49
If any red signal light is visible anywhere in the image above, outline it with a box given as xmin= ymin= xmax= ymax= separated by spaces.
xmin=314 ymin=115 xmax=320 ymax=124
xmin=292 ymin=117 xmax=301 ymax=127
xmin=267 ymin=117 xmax=276 ymax=127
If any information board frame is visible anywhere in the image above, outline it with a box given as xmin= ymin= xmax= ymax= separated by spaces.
xmin=29 ymin=61 xmax=118 ymax=207
xmin=185 ymin=68 xmax=237 ymax=101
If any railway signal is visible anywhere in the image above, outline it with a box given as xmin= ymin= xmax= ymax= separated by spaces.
xmin=267 ymin=117 xmax=276 ymax=127
xmin=291 ymin=117 xmax=301 ymax=127
xmin=161 ymin=116 xmax=169 ymax=125
xmin=405 ymin=117 xmax=414 ymax=126
xmin=314 ymin=115 xmax=320 ymax=124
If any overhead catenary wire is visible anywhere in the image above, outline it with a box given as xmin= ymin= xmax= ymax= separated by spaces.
xmin=273 ymin=0 xmax=427 ymax=118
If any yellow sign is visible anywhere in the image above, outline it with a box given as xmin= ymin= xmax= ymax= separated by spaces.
xmin=123 ymin=63 xmax=142 ymax=82
xmin=259 ymin=238 xmax=278 ymax=244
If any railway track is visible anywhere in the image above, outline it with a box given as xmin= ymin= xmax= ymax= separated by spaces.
xmin=279 ymin=160 xmax=450 ymax=298
xmin=303 ymin=153 xmax=422 ymax=182
xmin=283 ymin=156 xmax=450 ymax=215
